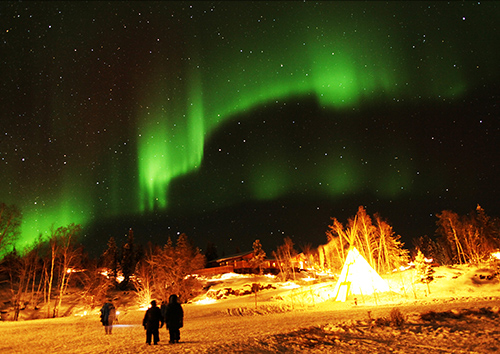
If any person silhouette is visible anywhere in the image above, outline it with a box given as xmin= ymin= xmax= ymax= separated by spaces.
xmin=164 ymin=294 xmax=184 ymax=344
xmin=99 ymin=301 xmax=116 ymax=335
xmin=142 ymin=300 xmax=164 ymax=345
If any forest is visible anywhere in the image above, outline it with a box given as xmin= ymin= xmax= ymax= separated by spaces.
xmin=1 ymin=202 xmax=499 ymax=321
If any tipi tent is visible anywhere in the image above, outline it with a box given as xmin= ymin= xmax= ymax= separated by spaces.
xmin=332 ymin=247 xmax=390 ymax=302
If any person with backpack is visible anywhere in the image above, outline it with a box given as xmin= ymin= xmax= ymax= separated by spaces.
xmin=99 ymin=301 xmax=116 ymax=335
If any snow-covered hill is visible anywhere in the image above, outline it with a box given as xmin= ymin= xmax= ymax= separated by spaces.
xmin=1 ymin=263 xmax=500 ymax=353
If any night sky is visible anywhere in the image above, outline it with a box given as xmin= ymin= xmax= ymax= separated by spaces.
xmin=1 ymin=1 xmax=499 ymax=257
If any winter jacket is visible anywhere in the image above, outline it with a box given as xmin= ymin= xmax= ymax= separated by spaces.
xmin=100 ymin=302 xmax=116 ymax=326
xmin=143 ymin=304 xmax=163 ymax=330
xmin=165 ymin=295 xmax=184 ymax=329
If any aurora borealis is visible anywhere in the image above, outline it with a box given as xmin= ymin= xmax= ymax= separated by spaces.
xmin=1 ymin=1 xmax=499 ymax=256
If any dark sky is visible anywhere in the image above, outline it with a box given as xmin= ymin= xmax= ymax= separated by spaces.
xmin=1 ymin=1 xmax=499 ymax=257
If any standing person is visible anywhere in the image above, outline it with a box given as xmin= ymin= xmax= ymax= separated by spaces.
xmin=160 ymin=299 xmax=167 ymax=321
xmin=99 ymin=301 xmax=116 ymax=335
xmin=142 ymin=300 xmax=164 ymax=345
xmin=164 ymin=294 xmax=184 ymax=344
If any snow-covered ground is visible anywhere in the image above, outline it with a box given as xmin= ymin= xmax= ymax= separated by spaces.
xmin=1 ymin=263 xmax=500 ymax=353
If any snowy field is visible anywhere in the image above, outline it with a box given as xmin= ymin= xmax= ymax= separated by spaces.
xmin=1 ymin=264 xmax=500 ymax=353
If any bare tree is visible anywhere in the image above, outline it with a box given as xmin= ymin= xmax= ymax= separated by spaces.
xmin=145 ymin=234 xmax=205 ymax=303
xmin=374 ymin=214 xmax=409 ymax=273
xmin=79 ymin=259 xmax=114 ymax=311
xmin=273 ymin=237 xmax=297 ymax=281
xmin=134 ymin=257 xmax=153 ymax=307
xmin=53 ymin=224 xmax=82 ymax=317
xmin=42 ymin=224 xmax=83 ymax=318
xmin=436 ymin=206 xmax=500 ymax=265
xmin=436 ymin=210 xmax=467 ymax=265
xmin=299 ymin=243 xmax=317 ymax=272
xmin=45 ymin=229 xmax=58 ymax=318
xmin=324 ymin=206 xmax=409 ymax=273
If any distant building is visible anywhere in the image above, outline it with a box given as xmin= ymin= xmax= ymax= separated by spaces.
xmin=194 ymin=251 xmax=279 ymax=276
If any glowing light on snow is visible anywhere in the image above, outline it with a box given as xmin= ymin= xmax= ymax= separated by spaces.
xmin=193 ymin=298 xmax=217 ymax=305
xmin=491 ymin=252 xmax=500 ymax=260
xmin=301 ymin=276 xmax=316 ymax=282
xmin=281 ymin=282 xmax=301 ymax=290
xmin=221 ymin=273 xmax=246 ymax=280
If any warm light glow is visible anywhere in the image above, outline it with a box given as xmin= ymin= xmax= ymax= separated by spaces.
xmin=301 ymin=276 xmax=316 ymax=282
xmin=281 ymin=282 xmax=301 ymax=290
xmin=139 ymin=304 xmax=150 ymax=311
xmin=491 ymin=252 xmax=500 ymax=260
xmin=220 ymin=272 xmax=247 ymax=280
xmin=193 ymin=298 xmax=217 ymax=305
xmin=66 ymin=267 xmax=84 ymax=274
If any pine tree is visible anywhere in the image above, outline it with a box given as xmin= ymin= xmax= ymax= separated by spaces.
xmin=120 ymin=228 xmax=136 ymax=288
xmin=251 ymin=239 xmax=266 ymax=274
xmin=0 ymin=203 xmax=22 ymax=256
xmin=204 ymin=242 xmax=218 ymax=264
xmin=414 ymin=249 xmax=434 ymax=294
xmin=101 ymin=237 xmax=118 ymax=281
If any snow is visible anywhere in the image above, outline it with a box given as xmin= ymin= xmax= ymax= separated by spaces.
xmin=1 ymin=263 xmax=500 ymax=353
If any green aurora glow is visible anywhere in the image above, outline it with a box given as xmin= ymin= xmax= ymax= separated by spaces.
xmin=135 ymin=4 xmax=466 ymax=213
xmin=2 ymin=1 xmax=498 ymax=253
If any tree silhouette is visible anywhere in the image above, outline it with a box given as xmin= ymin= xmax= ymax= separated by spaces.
xmin=273 ymin=237 xmax=297 ymax=280
xmin=120 ymin=228 xmax=136 ymax=289
xmin=100 ymin=237 xmax=118 ymax=282
xmin=251 ymin=239 xmax=266 ymax=274
xmin=325 ymin=206 xmax=409 ymax=273
xmin=0 ymin=203 xmax=22 ymax=256
xmin=414 ymin=249 xmax=434 ymax=294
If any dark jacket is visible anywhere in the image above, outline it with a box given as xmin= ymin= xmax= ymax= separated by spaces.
xmin=100 ymin=302 xmax=116 ymax=326
xmin=143 ymin=303 xmax=164 ymax=330
xmin=165 ymin=294 xmax=184 ymax=329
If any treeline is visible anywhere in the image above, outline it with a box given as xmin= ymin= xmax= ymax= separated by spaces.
xmin=0 ymin=224 xmax=83 ymax=320
xmin=1 ymin=201 xmax=500 ymax=320
xmin=415 ymin=205 xmax=500 ymax=265
xmin=273 ymin=205 xmax=500 ymax=281
xmin=0 ymin=212 xmax=206 ymax=320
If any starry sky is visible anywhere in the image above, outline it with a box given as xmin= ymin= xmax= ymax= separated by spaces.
xmin=1 ymin=1 xmax=499 ymax=257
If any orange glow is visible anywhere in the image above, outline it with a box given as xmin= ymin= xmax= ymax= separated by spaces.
xmin=193 ymin=298 xmax=217 ymax=305
xmin=281 ymin=282 xmax=301 ymax=290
